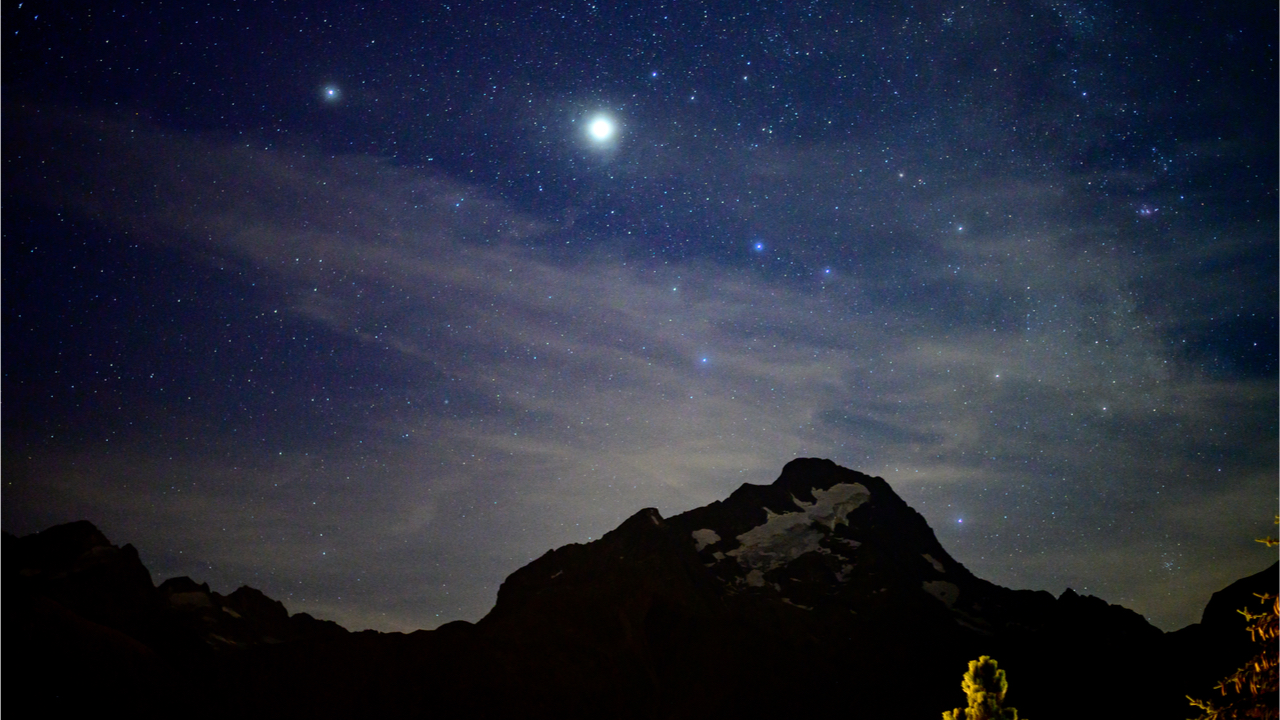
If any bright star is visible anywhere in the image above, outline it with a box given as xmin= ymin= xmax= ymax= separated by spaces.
xmin=587 ymin=116 xmax=615 ymax=142
xmin=321 ymin=85 xmax=342 ymax=103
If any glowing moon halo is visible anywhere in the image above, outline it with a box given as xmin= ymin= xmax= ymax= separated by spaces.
xmin=587 ymin=116 xmax=615 ymax=142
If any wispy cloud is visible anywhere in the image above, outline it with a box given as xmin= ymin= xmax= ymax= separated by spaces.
xmin=7 ymin=104 xmax=1273 ymax=632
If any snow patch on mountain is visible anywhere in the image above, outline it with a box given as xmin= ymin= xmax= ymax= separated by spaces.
xmin=691 ymin=528 xmax=721 ymax=552
xmin=923 ymin=580 xmax=960 ymax=607
xmin=923 ymin=554 xmax=945 ymax=573
xmin=727 ymin=482 xmax=870 ymax=573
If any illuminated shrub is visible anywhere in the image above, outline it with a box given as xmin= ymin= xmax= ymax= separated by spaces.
xmin=942 ymin=655 xmax=1025 ymax=720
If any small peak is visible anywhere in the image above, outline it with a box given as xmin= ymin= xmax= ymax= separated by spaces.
xmin=12 ymin=520 xmax=115 ymax=573
xmin=622 ymin=507 xmax=664 ymax=527
xmin=225 ymin=585 xmax=290 ymax=624
xmin=775 ymin=457 xmax=882 ymax=495
xmin=777 ymin=458 xmax=840 ymax=487
xmin=781 ymin=457 xmax=840 ymax=473
xmin=598 ymin=508 xmax=667 ymax=544
xmin=159 ymin=576 xmax=211 ymax=596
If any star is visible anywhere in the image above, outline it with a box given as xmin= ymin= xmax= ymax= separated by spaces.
xmin=586 ymin=115 xmax=615 ymax=142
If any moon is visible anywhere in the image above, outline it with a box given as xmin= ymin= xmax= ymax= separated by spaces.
xmin=587 ymin=115 xmax=615 ymax=142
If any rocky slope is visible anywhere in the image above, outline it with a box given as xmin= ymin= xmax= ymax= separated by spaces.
xmin=6 ymin=458 xmax=1274 ymax=718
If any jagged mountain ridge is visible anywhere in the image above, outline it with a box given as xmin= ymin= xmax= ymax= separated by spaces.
xmin=488 ymin=459 xmax=1156 ymax=646
xmin=470 ymin=458 xmax=1172 ymax=717
xmin=5 ymin=458 xmax=1274 ymax=719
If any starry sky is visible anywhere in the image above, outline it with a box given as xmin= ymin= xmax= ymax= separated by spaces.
xmin=3 ymin=0 xmax=1276 ymax=633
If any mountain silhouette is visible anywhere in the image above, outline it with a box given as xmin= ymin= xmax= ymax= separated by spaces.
xmin=5 ymin=458 xmax=1273 ymax=718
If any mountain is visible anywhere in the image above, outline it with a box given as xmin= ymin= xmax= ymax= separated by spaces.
xmin=5 ymin=458 xmax=1273 ymax=718
xmin=2 ymin=518 xmax=347 ymax=715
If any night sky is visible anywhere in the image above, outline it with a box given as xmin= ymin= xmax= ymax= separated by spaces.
xmin=3 ymin=0 xmax=1276 ymax=633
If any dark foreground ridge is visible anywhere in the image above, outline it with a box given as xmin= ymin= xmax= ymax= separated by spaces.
xmin=6 ymin=458 xmax=1274 ymax=718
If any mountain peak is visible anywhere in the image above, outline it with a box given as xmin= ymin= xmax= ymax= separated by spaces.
xmin=666 ymin=457 xmax=972 ymax=610
xmin=460 ymin=457 xmax=1202 ymax=717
